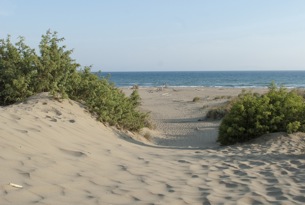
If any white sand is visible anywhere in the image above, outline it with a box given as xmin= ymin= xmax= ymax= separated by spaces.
xmin=1 ymin=89 xmax=305 ymax=205
xmin=124 ymin=87 xmax=266 ymax=148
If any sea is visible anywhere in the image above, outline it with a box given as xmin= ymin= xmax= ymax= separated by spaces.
xmin=98 ymin=71 xmax=305 ymax=88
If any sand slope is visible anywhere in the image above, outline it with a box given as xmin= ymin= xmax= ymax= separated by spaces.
xmin=1 ymin=92 xmax=305 ymax=205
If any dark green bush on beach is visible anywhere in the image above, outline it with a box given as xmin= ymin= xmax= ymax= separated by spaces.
xmin=0 ymin=36 xmax=37 ymax=104
xmin=68 ymin=67 xmax=148 ymax=131
xmin=0 ymin=30 xmax=149 ymax=131
xmin=0 ymin=30 xmax=78 ymax=104
xmin=218 ymin=83 xmax=305 ymax=145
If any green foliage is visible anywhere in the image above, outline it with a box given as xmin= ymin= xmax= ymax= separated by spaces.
xmin=130 ymin=90 xmax=141 ymax=107
xmin=68 ymin=67 xmax=149 ymax=131
xmin=0 ymin=31 xmax=149 ymax=132
xmin=218 ymin=85 xmax=305 ymax=145
xmin=286 ymin=121 xmax=301 ymax=134
xmin=0 ymin=36 xmax=38 ymax=105
xmin=36 ymin=30 xmax=79 ymax=98
xmin=0 ymin=30 xmax=78 ymax=104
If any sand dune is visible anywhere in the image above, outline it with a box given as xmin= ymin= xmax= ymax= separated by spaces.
xmin=1 ymin=90 xmax=305 ymax=205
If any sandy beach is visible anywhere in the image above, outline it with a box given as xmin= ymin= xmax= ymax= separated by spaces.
xmin=1 ymin=88 xmax=305 ymax=205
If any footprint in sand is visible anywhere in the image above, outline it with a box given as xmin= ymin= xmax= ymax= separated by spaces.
xmin=19 ymin=172 xmax=31 ymax=179
xmin=202 ymin=199 xmax=212 ymax=205
xmin=233 ymin=169 xmax=247 ymax=177
xmin=118 ymin=165 xmax=128 ymax=171
xmin=46 ymin=115 xmax=57 ymax=122
xmin=249 ymin=160 xmax=266 ymax=166
xmin=266 ymin=187 xmax=283 ymax=197
xmin=55 ymin=110 xmax=62 ymax=116
xmin=166 ymin=184 xmax=175 ymax=193
xmin=15 ymin=129 xmax=28 ymax=134
xmin=219 ymin=180 xmax=238 ymax=188
xmin=10 ymin=114 xmax=21 ymax=120
xmin=76 ymin=172 xmax=83 ymax=177
xmin=238 ymin=163 xmax=252 ymax=169
xmin=178 ymin=159 xmax=191 ymax=164
xmin=59 ymin=148 xmax=87 ymax=157
xmin=293 ymin=195 xmax=305 ymax=203
xmin=29 ymin=127 xmax=41 ymax=132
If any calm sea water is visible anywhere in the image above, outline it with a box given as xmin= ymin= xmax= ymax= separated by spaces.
xmin=98 ymin=71 xmax=305 ymax=88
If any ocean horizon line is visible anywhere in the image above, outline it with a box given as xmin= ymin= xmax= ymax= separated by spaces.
xmin=101 ymin=70 xmax=305 ymax=73
xmin=97 ymin=70 xmax=305 ymax=88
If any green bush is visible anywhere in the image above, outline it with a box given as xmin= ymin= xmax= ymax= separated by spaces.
xmin=0 ymin=31 xmax=149 ymax=132
xmin=0 ymin=36 xmax=38 ymax=104
xmin=0 ymin=30 xmax=78 ymax=104
xmin=36 ymin=30 xmax=79 ymax=98
xmin=68 ymin=67 xmax=149 ymax=131
xmin=218 ymin=84 xmax=305 ymax=145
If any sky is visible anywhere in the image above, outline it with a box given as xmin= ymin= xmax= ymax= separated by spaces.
xmin=1 ymin=0 xmax=305 ymax=72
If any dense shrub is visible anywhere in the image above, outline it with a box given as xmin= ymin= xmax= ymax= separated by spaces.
xmin=68 ymin=67 xmax=148 ymax=131
xmin=0 ymin=36 xmax=38 ymax=104
xmin=218 ymin=84 xmax=305 ymax=145
xmin=0 ymin=31 xmax=149 ymax=131
xmin=36 ymin=30 xmax=80 ymax=98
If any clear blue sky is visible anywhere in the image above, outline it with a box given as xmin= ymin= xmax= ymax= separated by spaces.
xmin=1 ymin=0 xmax=305 ymax=71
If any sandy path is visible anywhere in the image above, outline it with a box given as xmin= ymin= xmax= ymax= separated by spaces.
xmin=124 ymin=87 xmax=263 ymax=148
xmin=1 ymin=90 xmax=305 ymax=205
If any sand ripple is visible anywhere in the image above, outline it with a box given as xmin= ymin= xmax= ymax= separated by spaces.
xmin=1 ymin=91 xmax=305 ymax=204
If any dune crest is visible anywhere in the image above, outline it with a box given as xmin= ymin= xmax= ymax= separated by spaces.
xmin=1 ymin=91 xmax=305 ymax=205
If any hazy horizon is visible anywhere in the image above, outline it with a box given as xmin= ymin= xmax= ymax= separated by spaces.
xmin=1 ymin=0 xmax=305 ymax=72
xmin=102 ymin=69 xmax=305 ymax=73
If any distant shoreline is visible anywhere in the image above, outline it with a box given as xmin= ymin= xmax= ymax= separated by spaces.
xmin=102 ymin=70 xmax=305 ymax=73
xmin=98 ymin=71 xmax=305 ymax=88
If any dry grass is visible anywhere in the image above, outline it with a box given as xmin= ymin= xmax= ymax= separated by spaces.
xmin=143 ymin=132 xmax=152 ymax=141
xmin=192 ymin=97 xmax=201 ymax=102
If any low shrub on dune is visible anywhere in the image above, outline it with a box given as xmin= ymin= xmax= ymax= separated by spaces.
xmin=0 ymin=30 xmax=149 ymax=131
xmin=218 ymin=83 xmax=305 ymax=145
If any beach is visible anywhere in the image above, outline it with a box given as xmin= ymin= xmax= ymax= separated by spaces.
xmin=1 ymin=88 xmax=305 ymax=205
xmin=123 ymin=87 xmax=264 ymax=148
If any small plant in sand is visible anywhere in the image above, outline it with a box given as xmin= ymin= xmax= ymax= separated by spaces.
xmin=192 ymin=97 xmax=201 ymax=102
xmin=213 ymin=96 xmax=228 ymax=100
xmin=132 ymin=84 xmax=139 ymax=90
xmin=206 ymin=107 xmax=229 ymax=120
xmin=206 ymin=96 xmax=238 ymax=120
xmin=218 ymin=83 xmax=305 ymax=145
xmin=202 ymin=105 xmax=209 ymax=110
